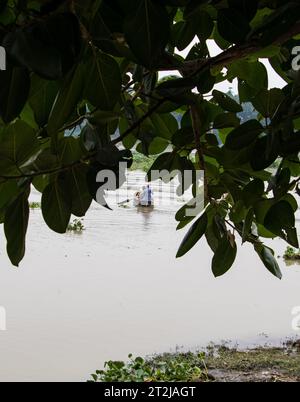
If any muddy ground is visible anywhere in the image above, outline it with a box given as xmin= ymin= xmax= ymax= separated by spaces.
xmin=205 ymin=341 xmax=300 ymax=382
xmin=151 ymin=340 xmax=300 ymax=382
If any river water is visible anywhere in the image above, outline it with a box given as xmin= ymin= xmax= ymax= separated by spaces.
xmin=0 ymin=171 xmax=299 ymax=382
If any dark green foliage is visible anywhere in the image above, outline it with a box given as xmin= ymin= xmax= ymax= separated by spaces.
xmin=212 ymin=236 xmax=237 ymax=277
xmin=4 ymin=188 xmax=30 ymax=267
xmin=176 ymin=212 xmax=208 ymax=258
xmin=41 ymin=176 xmax=72 ymax=234
xmin=0 ymin=0 xmax=299 ymax=277
xmin=89 ymin=353 xmax=207 ymax=382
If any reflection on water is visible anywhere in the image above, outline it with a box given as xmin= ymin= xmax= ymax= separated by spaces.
xmin=0 ymin=173 xmax=299 ymax=382
xmin=284 ymin=259 xmax=300 ymax=267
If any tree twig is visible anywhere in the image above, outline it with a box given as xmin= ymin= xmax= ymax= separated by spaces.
xmin=190 ymin=105 xmax=209 ymax=204
xmin=0 ymin=160 xmax=87 ymax=181
xmin=111 ymin=99 xmax=165 ymax=145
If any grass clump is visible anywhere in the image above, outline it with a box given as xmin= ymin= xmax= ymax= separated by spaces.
xmin=29 ymin=202 xmax=41 ymax=209
xmin=130 ymin=153 xmax=156 ymax=172
xmin=284 ymin=247 xmax=300 ymax=260
xmin=67 ymin=219 xmax=85 ymax=233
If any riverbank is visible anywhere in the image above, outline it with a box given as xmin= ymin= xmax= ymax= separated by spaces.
xmin=90 ymin=341 xmax=300 ymax=382
xmin=284 ymin=247 xmax=300 ymax=261
xmin=203 ymin=341 xmax=300 ymax=382
xmin=129 ymin=153 xmax=156 ymax=172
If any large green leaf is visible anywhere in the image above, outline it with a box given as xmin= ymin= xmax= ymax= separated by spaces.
xmin=217 ymin=8 xmax=250 ymax=44
xmin=242 ymin=179 xmax=265 ymax=207
xmin=258 ymin=3 xmax=300 ymax=47
xmin=196 ymin=68 xmax=216 ymax=94
xmin=226 ymin=120 xmax=264 ymax=150
xmin=58 ymin=136 xmax=85 ymax=165
xmin=172 ymin=21 xmax=196 ymax=52
xmin=205 ymin=220 xmax=222 ymax=253
xmin=83 ymin=50 xmax=121 ymax=111
xmin=172 ymin=10 xmax=213 ymax=50
xmin=48 ymin=64 xmax=84 ymax=136
xmin=147 ymin=152 xmax=174 ymax=181
xmin=228 ymin=61 xmax=268 ymax=91
xmin=213 ymin=113 xmax=240 ymax=130
xmin=213 ymin=90 xmax=242 ymax=113
xmin=254 ymin=244 xmax=282 ymax=279
xmin=146 ymin=137 xmax=169 ymax=155
xmin=4 ymin=189 xmax=30 ymax=267
xmin=41 ymin=176 xmax=72 ymax=233
xmin=176 ymin=212 xmax=208 ymax=258
xmin=252 ymin=88 xmax=284 ymax=118
xmin=250 ymin=135 xmax=279 ymax=171
xmin=242 ymin=208 xmax=254 ymax=243
xmin=194 ymin=10 xmax=214 ymax=40
xmin=268 ymin=201 xmax=294 ymax=229
xmin=212 ymin=236 xmax=237 ymax=277
xmin=29 ymin=75 xmax=59 ymax=127
xmin=0 ymin=120 xmax=40 ymax=175
xmin=150 ymin=113 xmax=178 ymax=141
xmin=228 ymin=0 xmax=258 ymax=22
xmin=124 ymin=0 xmax=170 ymax=67
xmin=67 ymin=165 xmax=93 ymax=217
xmin=3 ymin=13 xmax=81 ymax=80
xmin=0 ymin=66 xmax=30 ymax=123
xmin=0 ymin=180 xmax=20 ymax=212
xmin=264 ymin=201 xmax=298 ymax=248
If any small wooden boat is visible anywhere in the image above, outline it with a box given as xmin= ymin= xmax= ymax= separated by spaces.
xmin=137 ymin=204 xmax=154 ymax=212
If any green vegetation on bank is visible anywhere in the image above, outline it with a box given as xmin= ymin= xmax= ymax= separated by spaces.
xmin=29 ymin=202 xmax=41 ymax=209
xmin=67 ymin=219 xmax=85 ymax=233
xmin=90 ymin=342 xmax=300 ymax=382
xmin=90 ymin=353 xmax=208 ymax=382
xmin=130 ymin=153 xmax=156 ymax=172
xmin=284 ymin=247 xmax=300 ymax=260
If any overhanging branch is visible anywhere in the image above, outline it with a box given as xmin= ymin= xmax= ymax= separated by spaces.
xmin=180 ymin=22 xmax=300 ymax=77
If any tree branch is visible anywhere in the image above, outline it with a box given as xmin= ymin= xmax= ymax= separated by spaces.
xmin=181 ymin=22 xmax=300 ymax=77
xmin=190 ymin=105 xmax=209 ymax=204
xmin=0 ymin=160 xmax=87 ymax=181
xmin=112 ymin=99 xmax=165 ymax=145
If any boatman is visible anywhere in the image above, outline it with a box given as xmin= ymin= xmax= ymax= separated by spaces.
xmin=140 ymin=184 xmax=153 ymax=206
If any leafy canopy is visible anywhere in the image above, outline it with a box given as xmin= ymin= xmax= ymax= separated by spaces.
xmin=0 ymin=0 xmax=300 ymax=278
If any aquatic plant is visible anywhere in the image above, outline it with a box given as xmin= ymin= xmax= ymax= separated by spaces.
xmin=67 ymin=219 xmax=85 ymax=233
xmin=90 ymin=353 xmax=207 ymax=382
xmin=29 ymin=202 xmax=41 ymax=209
xmin=90 ymin=345 xmax=300 ymax=382
xmin=284 ymin=247 xmax=300 ymax=260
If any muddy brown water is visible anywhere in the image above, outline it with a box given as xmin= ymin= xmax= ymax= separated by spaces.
xmin=0 ymin=172 xmax=299 ymax=381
